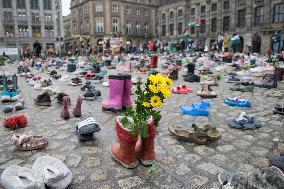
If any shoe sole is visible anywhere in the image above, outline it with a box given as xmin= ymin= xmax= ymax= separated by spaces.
xmin=34 ymin=101 xmax=51 ymax=106
xmin=137 ymin=155 xmax=154 ymax=166
xmin=102 ymin=107 xmax=123 ymax=113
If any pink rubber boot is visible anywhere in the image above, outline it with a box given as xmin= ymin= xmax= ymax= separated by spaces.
xmin=122 ymin=75 xmax=132 ymax=109
xmin=61 ymin=96 xmax=70 ymax=120
xmin=102 ymin=75 xmax=124 ymax=112
xmin=73 ymin=95 xmax=83 ymax=117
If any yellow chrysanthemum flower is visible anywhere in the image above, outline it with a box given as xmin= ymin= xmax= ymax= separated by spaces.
xmin=150 ymin=96 xmax=162 ymax=107
xmin=160 ymin=86 xmax=171 ymax=98
xmin=142 ymin=102 xmax=151 ymax=108
xmin=149 ymin=84 xmax=159 ymax=93
xmin=148 ymin=75 xmax=159 ymax=84
xmin=165 ymin=77 xmax=173 ymax=86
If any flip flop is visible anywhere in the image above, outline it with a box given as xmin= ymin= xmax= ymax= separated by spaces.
xmin=171 ymin=85 xmax=192 ymax=94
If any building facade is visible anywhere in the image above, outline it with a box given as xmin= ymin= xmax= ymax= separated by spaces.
xmin=157 ymin=0 xmax=284 ymax=52
xmin=0 ymin=0 xmax=64 ymax=55
xmin=65 ymin=0 xmax=157 ymax=52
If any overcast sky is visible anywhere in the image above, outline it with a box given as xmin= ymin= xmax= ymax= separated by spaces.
xmin=62 ymin=0 xmax=71 ymax=16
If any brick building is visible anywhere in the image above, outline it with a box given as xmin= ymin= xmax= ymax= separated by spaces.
xmin=0 ymin=0 xmax=64 ymax=55
xmin=65 ymin=0 xmax=157 ymax=52
xmin=157 ymin=0 xmax=284 ymax=52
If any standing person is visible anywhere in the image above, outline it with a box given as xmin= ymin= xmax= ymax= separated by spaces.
xmin=251 ymin=32 xmax=262 ymax=53
xmin=217 ymin=34 xmax=224 ymax=52
xmin=231 ymin=34 xmax=240 ymax=53
xmin=33 ymin=40 xmax=42 ymax=57
xmin=223 ymin=33 xmax=230 ymax=52
xmin=271 ymin=32 xmax=281 ymax=54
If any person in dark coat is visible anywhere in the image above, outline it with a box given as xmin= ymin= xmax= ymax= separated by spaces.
xmin=251 ymin=32 xmax=261 ymax=53
xmin=33 ymin=40 xmax=42 ymax=57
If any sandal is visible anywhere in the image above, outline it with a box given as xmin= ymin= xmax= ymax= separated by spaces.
xmin=171 ymin=85 xmax=192 ymax=94
xmin=192 ymin=123 xmax=222 ymax=141
xmin=168 ymin=125 xmax=208 ymax=145
xmin=197 ymin=84 xmax=217 ymax=98
xmin=228 ymin=112 xmax=261 ymax=129
xmin=10 ymin=133 xmax=48 ymax=151
xmin=224 ymin=97 xmax=251 ymax=107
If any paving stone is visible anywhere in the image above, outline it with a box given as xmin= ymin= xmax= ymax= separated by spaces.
xmin=0 ymin=159 xmax=24 ymax=170
xmin=117 ymin=176 xmax=144 ymax=189
xmin=174 ymin=163 xmax=191 ymax=175
xmin=190 ymin=175 xmax=208 ymax=188
xmin=66 ymin=154 xmax=82 ymax=167
xmin=90 ymin=169 xmax=108 ymax=182
xmin=197 ymin=163 xmax=223 ymax=175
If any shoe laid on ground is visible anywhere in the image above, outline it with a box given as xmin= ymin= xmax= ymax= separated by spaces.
xmin=76 ymin=117 xmax=101 ymax=135
xmin=224 ymin=97 xmax=251 ymax=107
xmin=228 ymin=112 xmax=261 ymax=129
xmin=230 ymin=83 xmax=254 ymax=92
xmin=34 ymin=92 xmax=51 ymax=106
xmin=32 ymin=156 xmax=72 ymax=189
xmin=10 ymin=133 xmax=48 ymax=151
xmin=1 ymin=165 xmax=45 ymax=189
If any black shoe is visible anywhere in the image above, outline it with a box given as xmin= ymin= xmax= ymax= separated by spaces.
xmin=57 ymin=93 xmax=70 ymax=105
xmin=83 ymin=90 xmax=96 ymax=100
xmin=34 ymin=92 xmax=51 ymax=106
xmin=184 ymin=74 xmax=200 ymax=82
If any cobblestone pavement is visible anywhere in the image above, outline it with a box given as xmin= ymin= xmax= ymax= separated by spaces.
xmin=0 ymin=64 xmax=284 ymax=189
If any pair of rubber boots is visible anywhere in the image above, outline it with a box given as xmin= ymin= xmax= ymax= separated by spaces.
xmin=61 ymin=95 xmax=83 ymax=120
xmin=102 ymin=75 xmax=132 ymax=112
xmin=111 ymin=117 xmax=156 ymax=169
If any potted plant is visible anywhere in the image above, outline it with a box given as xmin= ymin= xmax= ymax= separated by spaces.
xmin=110 ymin=74 xmax=173 ymax=168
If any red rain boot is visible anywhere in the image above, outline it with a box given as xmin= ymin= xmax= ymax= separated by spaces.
xmin=61 ymin=96 xmax=70 ymax=120
xmin=73 ymin=95 xmax=83 ymax=117
xmin=16 ymin=114 xmax=27 ymax=128
xmin=122 ymin=75 xmax=132 ymax=109
xmin=111 ymin=116 xmax=138 ymax=169
xmin=150 ymin=56 xmax=158 ymax=68
xmin=135 ymin=117 xmax=156 ymax=165
xmin=102 ymin=75 xmax=124 ymax=112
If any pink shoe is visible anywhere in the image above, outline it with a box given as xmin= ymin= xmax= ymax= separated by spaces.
xmin=122 ymin=75 xmax=132 ymax=109
xmin=73 ymin=96 xmax=83 ymax=117
xmin=102 ymin=75 xmax=124 ymax=112
xmin=61 ymin=96 xmax=70 ymax=120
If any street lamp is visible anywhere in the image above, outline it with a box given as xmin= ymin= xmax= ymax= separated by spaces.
xmin=55 ymin=0 xmax=62 ymax=57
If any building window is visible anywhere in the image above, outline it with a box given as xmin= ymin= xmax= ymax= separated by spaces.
xmin=161 ymin=25 xmax=166 ymax=36
xmin=223 ymin=16 xmax=230 ymax=31
xmin=223 ymin=1 xmax=230 ymax=10
xmin=145 ymin=10 xmax=148 ymax=16
xmin=18 ymin=12 xmax=27 ymax=20
xmin=112 ymin=18 xmax=119 ymax=33
xmin=162 ymin=13 xmax=166 ymax=21
xmin=211 ymin=4 xmax=217 ymax=12
xmin=200 ymin=20 xmax=206 ymax=33
xmin=30 ymin=0 xmax=39 ymax=9
xmin=45 ymin=26 xmax=54 ymax=38
xmin=144 ymin=22 xmax=149 ymax=34
xmin=201 ymin=6 xmax=206 ymax=14
xmin=127 ymin=7 xmax=131 ymax=14
xmin=84 ymin=5 xmax=89 ymax=16
xmin=32 ymin=26 xmax=41 ymax=37
xmin=169 ymin=11 xmax=174 ymax=19
xmin=4 ymin=12 xmax=13 ymax=20
xmin=96 ymin=17 xmax=104 ymax=34
xmin=255 ymin=6 xmax=264 ymax=25
xmin=31 ymin=13 xmax=40 ymax=22
xmin=177 ymin=22 xmax=183 ymax=35
xmin=237 ymin=9 xmax=246 ymax=27
xmin=4 ymin=26 xmax=15 ymax=37
xmin=43 ymin=0 xmax=51 ymax=10
xmin=135 ymin=21 xmax=140 ymax=34
xmin=211 ymin=18 xmax=217 ymax=32
xmin=274 ymin=3 xmax=284 ymax=23
xmin=136 ymin=8 xmax=140 ymax=15
xmin=17 ymin=0 xmax=26 ymax=9
xmin=112 ymin=3 xmax=119 ymax=12
xmin=3 ymin=0 xmax=12 ymax=8
xmin=18 ymin=26 xmax=29 ymax=37
xmin=191 ymin=8 xmax=195 ymax=15
xmin=126 ymin=20 xmax=131 ymax=34
xmin=178 ymin=9 xmax=183 ymax=17
xmin=96 ymin=3 xmax=103 ymax=12
xmin=169 ymin=24 xmax=174 ymax=36
xmin=45 ymin=14 xmax=52 ymax=19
